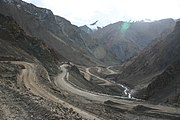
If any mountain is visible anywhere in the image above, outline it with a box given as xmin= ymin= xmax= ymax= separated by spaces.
xmin=143 ymin=60 xmax=180 ymax=103
xmin=1 ymin=0 xmax=176 ymax=66
xmin=80 ymin=25 xmax=93 ymax=34
xmin=0 ymin=0 xmax=99 ymax=66
xmin=114 ymin=20 xmax=180 ymax=103
xmin=86 ymin=19 xmax=175 ymax=64
xmin=0 ymin=13 xmax=62 ymax=75
xmin=0 ymin=0 xmax=180 ymax=119
xmin=0 ymin=13 xmax=80 ymax=119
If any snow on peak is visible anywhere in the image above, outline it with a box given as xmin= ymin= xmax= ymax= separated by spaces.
xmin=17 ymin=4 xmax=21 ymax=9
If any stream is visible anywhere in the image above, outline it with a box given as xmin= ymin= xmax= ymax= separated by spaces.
xmin=117 ymin=83 xmax=133 ymax=98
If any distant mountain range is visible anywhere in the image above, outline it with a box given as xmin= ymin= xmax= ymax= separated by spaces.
xmin=81 ymin=19 xmax=175 ymax=64
xmin=0 ymin=0 xmax=176 ymax=65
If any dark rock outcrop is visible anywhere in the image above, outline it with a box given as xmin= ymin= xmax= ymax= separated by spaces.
xmin=143 ymin=60 xmax=180 ymax=103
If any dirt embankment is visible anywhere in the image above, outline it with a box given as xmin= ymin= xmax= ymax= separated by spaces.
xmin=15 ymin=61 xmax=100 ymax=120
xmin=0 ymin=61 xmax=86 ymax=120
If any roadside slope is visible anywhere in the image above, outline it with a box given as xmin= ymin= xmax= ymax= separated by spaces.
xmin=112 ymin=21 xmax=180 ymax=104
xmin=116 ymin=20 xmax=180 ymax=87
xmin=15 ymin=61 xmax=101 ymax=120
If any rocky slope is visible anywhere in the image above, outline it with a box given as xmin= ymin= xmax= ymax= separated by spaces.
xmin=80 ymin=25 xmax=93 ymax=34
xmin=84 ymin=19 xmax=175 ymax=64
xmin=113 ymin=20 xmax=180 ymax=103
xmin=143 ymin=60 xmax=180 ymax=103
xmin=0 ymin=13 xmax=63 ymax=75
xmin=0 ymin=13 xmax=131 ymax=120
xmin=0 ymin=0 xmax=99 ymax=66
xmin=1 ymin=0 xmax=176 ymax=66
xmin=0 ymin=0 xmax=179 ymax=118
xmin=0 ymin=13 xmax=88 ymax=119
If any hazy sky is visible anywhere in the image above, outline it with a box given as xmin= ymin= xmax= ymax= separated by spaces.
xmin=23 ymin=0 xmax=180 ymax=27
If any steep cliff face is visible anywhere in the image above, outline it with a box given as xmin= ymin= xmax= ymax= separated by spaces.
xmin=143 ymin=60 xmax=180 ymax=103
xmin=118 ymin=20 xmax=180 ymax=79
xmin=87 ymin=19 xmax=175 ymax=64
xmin=112 ymin=21 xmax=180 ymax=103
xmin=0 ymin=13 xmax=63 ymax=75
xmin=139 ymin=22 xmax=180 ymax=103
xmin=0 ymin=0 xmax=97 ymax=66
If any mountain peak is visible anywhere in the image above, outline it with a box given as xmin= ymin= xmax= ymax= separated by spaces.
xmin=80 ymin=25 xmax=93 ymax=33
xmin=175 ymin=20 xmax=180 ymax=31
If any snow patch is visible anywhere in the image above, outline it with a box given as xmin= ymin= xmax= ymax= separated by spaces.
xmin=45 ymin=10 xmax=49 ymax=14
xmin=17 ymin=4 xmax=21 ymax=9
xmin=87 ymin=24 xmax=98 ymax=31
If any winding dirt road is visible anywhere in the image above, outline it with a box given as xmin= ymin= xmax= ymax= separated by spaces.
xmin=13 ymin=61 xmax=101 ymax=120
xmin=13 ymin=61 xmax=180 ymax=119
xmin=55 ymin=64 xmax=129 ymax=102
xmin=107 ymin=66 xmax=117 ymax=74
xmin=55 ymin=63 xmax=180 ymax=118
xmin=85 ymin=66 xmax=133 ymax=98
xmin=86 ymin=67 xmax=112 ymax=85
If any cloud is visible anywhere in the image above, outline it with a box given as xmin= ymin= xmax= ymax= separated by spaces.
xmin=23 ymin=0 xmax=180 ymax=26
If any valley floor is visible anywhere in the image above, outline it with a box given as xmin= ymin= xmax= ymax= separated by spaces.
xmin=0 ymin=61 xmax=180 ymax=120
